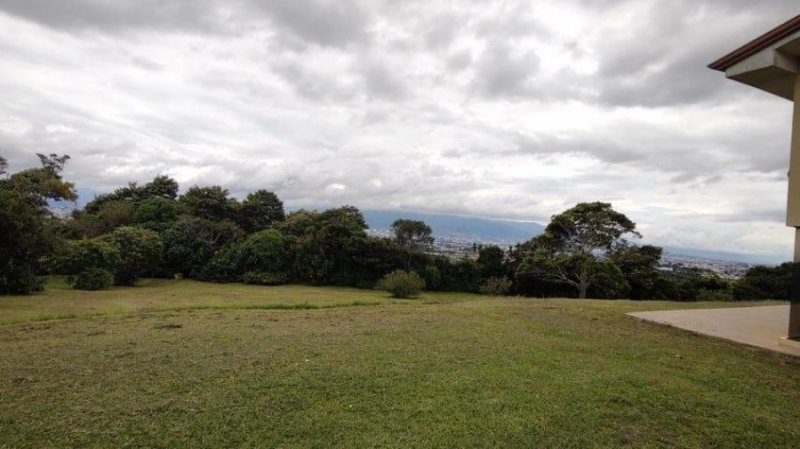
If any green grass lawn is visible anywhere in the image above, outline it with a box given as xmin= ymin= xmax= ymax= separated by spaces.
xmin=1 ymin=279 xmax=798 ymax=448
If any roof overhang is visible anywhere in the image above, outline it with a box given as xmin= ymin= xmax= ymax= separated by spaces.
xmin=709 ymin=15 xmax=800 ymax=101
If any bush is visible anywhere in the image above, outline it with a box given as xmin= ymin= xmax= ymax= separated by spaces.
xmin=241 ymin=271 xmax=289 ymax=286
xmin=697 ymin=288 xmax=734 ymax=301
xmin=238 ymin=229 xmax=288 ymax=273
xmin=101 ymin=226 xmax=163 ymax=285
xmin=70 ymin=268 xmax=115 ymax=290
xmin=376 ymin=270 xmax=425 ymax=298
xmin=733 ymin=263 xmax=791 ymax=300
xmin=479 ymin=277 xmax=512 ymax=296
xmin=200 ymin=243 xmax=243 ymax=282
xmin=56 ymin=238 xmax=121 ymax=291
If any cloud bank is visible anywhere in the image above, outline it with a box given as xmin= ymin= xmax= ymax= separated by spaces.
xmin=0 ymin=0 xmax=797 ymax=260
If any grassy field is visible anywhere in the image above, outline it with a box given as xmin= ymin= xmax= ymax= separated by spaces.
xmin=1 ymin=279 xmax=799 ymax=448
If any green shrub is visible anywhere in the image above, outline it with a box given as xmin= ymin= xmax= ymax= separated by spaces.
xmin=70 ymin=268 xmax=115 ymax=291
xmin=200 ymin=243 xmax=243 ymax=282
xmin=238 ymin=229 xmax=288 ymax=273
xmin=376 ymin=270 xmax=425 ymax=298
xmin=479 ymin=277 xmax=512 ymax=296
xmin=697 ymin=288 xmax=734 ymax=301
xmin=241 ymin=271 xmax=289 ymax=286
xmin=101 ymin=226 xmax=163 ymax=285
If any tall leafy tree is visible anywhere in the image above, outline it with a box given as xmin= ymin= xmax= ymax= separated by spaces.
xmin=142 ymin=175 xmax=179 ymax=200
xmin=162 ymin=216 xmax=244 ymax=278
xmin=519 ymin=202 xmax=639 ymax=299
xmin=179 ymin=185 xmax=238 ymax=222
xmin=85 ymin=175 xmax=179 ymax=213
xmin=238 ymin=190 xmax=285 ymax=233
xmin=609 ymin=243 xmax=663 ymax=300
xmin=0 ymin=154 xmax=77 ymax=294
xmin=292 ymin=206 xmax=369 ymax=284
xmin=477 ymin=245 xmax=506 ymax=279
xmin=391 ymin=219 xmax=434 ymax=270
xmin=238 ymin=228 xmax=288 ymax=274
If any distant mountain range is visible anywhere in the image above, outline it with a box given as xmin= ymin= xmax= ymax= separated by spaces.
xmin=360 ymin=209 xmax=784 ymax=265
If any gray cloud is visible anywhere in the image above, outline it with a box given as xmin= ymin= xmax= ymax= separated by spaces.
xmin=253 ymin=0 xmax=371 ymax=48
xmin=0 ymin=0 xmax=230 ymax=32
xmin=0 ymin=0 xmax=797 ymax=259
xmin=471 ymin=41 xmax=539 ymax=98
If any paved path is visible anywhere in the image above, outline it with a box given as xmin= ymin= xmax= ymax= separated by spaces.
xmin=628 ymin=305 xmax=800 ymax=357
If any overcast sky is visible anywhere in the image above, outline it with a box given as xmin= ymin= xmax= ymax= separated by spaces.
xmin=0 ymin=0 xmax=798 ymax=260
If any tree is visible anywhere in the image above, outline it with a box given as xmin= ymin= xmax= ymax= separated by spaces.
xmin=391 ymin=219 xmax=434 ymax=270
xmin=133 ymin=197 xmax=181 ymax=232
xmin=96 ymin=200 xmax=136 ymax=232
xmin=477 ymin=245 xmax=506 ymax=279
xmin=733 ymin=263 xmax=791 ymax=300
xmin=238 ymin=190 xmax=285 ymax=233
xmin=141 ymin=175 xmax=179 ymax=200
xmin=238 ymin=229 xmax=288 ymax=273
xmin=162 ymin=216 xmax=244 ymax=278
xmin=101 ymin=226 xmax=163 ymax=285
xmin=608 ymin=243 xmax=663 ymax=300
xmin=84 ymin=175 xmax=179 ymax=213
xmin=57 ymin=238 xmax=122 ymax=290
xmin=543 ymin=202 xmax=639 ymax=255
xmin=517 ymin=202 xmax=639 ymax=299
xmin=179 ymin=185 xmax=238 ymax=222
xmin=290 ymin=206 xmax=369 ymax=284
xmin=0 ymin=154 xmax=77 ymax=294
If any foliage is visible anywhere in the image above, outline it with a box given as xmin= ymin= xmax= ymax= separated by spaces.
xmin=133 ymin=197 xmax=181 ymax=230
xmin=238 ymin=229 xmax=288 ymax=273
xmin=586 ymin=260 xmax=631 ymax=299
xmin=58 ymin=238 xmax=122 ymax=291
xmin=101 ymin=226 xmax=163 ymax=285
xmin=479 ymin=277 xmax=512 ymax=296
xmin=59 ymin=238 xmax=122 ymax=274
xmin=179 ymin=185 xmax=238 ymax=222
xmin=697 ymin=287 xmax=734 ymax=301
xmin=733 ymin=263 xmax=791 ymax=300
xmin=608 ymin=243 xmax=663 ymax=300
xmin=70 ymin=268 xmax=115 ymax=291
xmin=1 ymin=156 xmax=763 ymax=304
xmin=376 ymin=270 xmax=425 ymax=298
xmin=542 ymin=202 xmax=640 ymax=255
xmin=477 ymin=245 xmax=506 ymax=279
xmin=238 ymin=190 xmax=285 ymax=233
xmin=438 ymin=257 xmax=481 ymax=293
xmin=392 ymin=219 xmax=434 ymax=269
xmin=291 ymin=206 xmax=369 ymax=285
xmin=200 ymin=243 xmax=244 ymax=282
xmin=516 ymin=203 xmax=640 ymax=299
xmin=162 ymin=217 xmax=244 ymax=278
xmin=84 ymin=175 xmax=178 ymax=213
xmin=241 ymin=271 xmax=289 ymax=285
xmin=423 ymin=264 xmax=443 ymax=290
xmin=0 ymin=153 xmax=77 ymax=294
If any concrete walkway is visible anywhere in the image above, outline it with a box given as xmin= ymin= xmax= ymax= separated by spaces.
xmin=628 ymin=305 xmax=800 ymax=357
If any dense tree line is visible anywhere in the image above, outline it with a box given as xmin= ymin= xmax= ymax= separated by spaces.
xmin=0 ymin=154 xmax=792 ymax=300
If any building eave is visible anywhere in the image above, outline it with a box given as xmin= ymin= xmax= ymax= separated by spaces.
xmin=709 ymin=15 xmax=800 ymax=71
